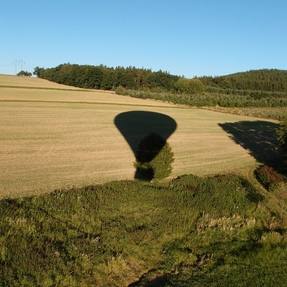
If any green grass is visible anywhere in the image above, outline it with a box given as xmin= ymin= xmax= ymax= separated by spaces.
xmin=1 ymin=174 xmax=286 ymax=286
xmin=208 ymin=107 xmax=287 ymax=121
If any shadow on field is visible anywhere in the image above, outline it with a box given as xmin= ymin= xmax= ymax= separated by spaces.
xmin=219 ymin=120 xmax=284 ymax=173
xmin=114 ymin=111 xmax=177 ymax=180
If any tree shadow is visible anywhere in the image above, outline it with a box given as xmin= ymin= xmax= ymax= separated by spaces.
xmin=114 ymin=111 xmax=177 ymax=181
xmin=219 ymin=120 xmax=285 ymax=173
xmin=129 ymin=274 xmax=169 ymax=287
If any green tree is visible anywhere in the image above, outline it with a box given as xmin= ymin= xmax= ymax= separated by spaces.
xmin=175 ymin=78 xmax=205 ymax=94
xmin=17 ymin=70 xmax=32 ymax=77
xmin=33 ymin=66 xmax=44 ymax=77
xmin=135 ymin=133 xmax=174 ymax=181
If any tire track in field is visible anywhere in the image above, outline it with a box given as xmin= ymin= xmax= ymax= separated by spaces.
xmin=0 ymin=99 xmax=191 ymax=110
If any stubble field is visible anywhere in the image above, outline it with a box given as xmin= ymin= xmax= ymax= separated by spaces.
xmin=0 ymin=75 xmax=275 ymax=198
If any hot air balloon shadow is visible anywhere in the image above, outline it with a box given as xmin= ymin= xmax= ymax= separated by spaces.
xmin=114 ymin=111 xmax=177 ymax=181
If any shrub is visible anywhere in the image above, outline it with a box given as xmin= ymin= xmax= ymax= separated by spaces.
xmin=149 ymin=140 xmax=174 ymax=180
xmin=255 ymin=165 xmax=285 ymax=191
xmin=175 ymin=78 xmax=205 ymax=94
xmin=170 ymin=174 xmax=262 ymax=216
xmin=17 ymin=70 xmax=32 ymax=77
xmin=135 ymin=133 xmax=174 ymax=181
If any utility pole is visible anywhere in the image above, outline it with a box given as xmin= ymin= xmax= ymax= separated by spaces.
xmin=14 ymin=59 xmax=18 ymax=75
xmin=14 ymin=59 xmax=26 ymax=75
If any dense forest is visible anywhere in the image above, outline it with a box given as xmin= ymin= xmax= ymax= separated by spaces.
xmin=35 ymin=64 xmax=287 ymax=93
xmin=201 ymin=69 xmax=287 ymax=92
xmin=34 ymin=64 xmax=181 ymax=91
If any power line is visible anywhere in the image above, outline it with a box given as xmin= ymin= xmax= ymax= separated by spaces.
xmin=0 ymin=59 xmax=30 ymax=75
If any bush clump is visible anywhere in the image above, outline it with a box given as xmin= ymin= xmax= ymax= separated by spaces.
xmin=17 ymin=70 xmax=32 ymax=77
xmin=135 ymin=133 xmax=174 ymax=181
xmin=255 ymin=165 xmax=285 ymax=191
xmin=170 ymin=174 xmax=263 ymax=217
xmin=174 ymin=78 xmax=205 ymax=94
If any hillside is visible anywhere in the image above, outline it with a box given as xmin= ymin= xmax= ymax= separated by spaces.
xmin=202 ymin=69 xmax=287 ymax=92
xmin=0 ymin=74 xmax=83 ymax=90
xmin=1 ymin=75 xmax=287 ymax=286
xmin=35 ymin=64 xmax=287 ymax=93
xmin=34 ymin=65 xmax=287 ymax=109
xmin=1 ymin=173 xmax=287 ymax=286
xmin=0 ymin=75 xmax=279 ymax=198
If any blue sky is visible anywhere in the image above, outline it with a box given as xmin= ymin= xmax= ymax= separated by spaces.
xmin=0 ymin=0 xmax=286 ymax=77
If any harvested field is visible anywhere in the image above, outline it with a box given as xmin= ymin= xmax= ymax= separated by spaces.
xmin=0 ymin=75 xmax=277 ymax=198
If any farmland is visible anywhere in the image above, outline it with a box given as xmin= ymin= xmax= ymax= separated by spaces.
xmin=1 ymin=75 xmax=287 ymax=286
xmin=0 ymin=75 xmax=274 ymax=198
xmin=2 ymin=1 xmax=287 ymax=285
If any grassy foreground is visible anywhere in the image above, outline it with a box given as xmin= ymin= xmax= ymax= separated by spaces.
xmin=1 ymin=173 xmax=287 ymax=286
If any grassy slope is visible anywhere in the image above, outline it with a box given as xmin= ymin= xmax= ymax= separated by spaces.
xmin=211 ymin=69 xmax=287 ymax=92
xmin=0 ymin=174 xmax=287 ymax=286
xmin=0 ymin=75 xmax=83 ymax=90
xmin=0 ymin=75 xmax=269 ymax=198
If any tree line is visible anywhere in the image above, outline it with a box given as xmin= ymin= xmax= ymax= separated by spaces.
xmin=34 ymin=64 xmax=287 ymax=107
xmin=34 ymin=64 xmax=287 ymax=94
xmin=34 ymin=64 xmax=179 ymax=90
xmin=34 ymin=64 xmax=205 ymax=94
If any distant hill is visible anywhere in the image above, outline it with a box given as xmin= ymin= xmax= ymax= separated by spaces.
xmin=200 ymin=69 xmax=287 ymax=92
